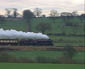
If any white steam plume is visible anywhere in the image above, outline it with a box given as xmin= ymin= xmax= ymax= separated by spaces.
xmin=0 ymin=28 xmax=49 ymax=39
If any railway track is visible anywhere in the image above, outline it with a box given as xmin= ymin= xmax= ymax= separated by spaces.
xmin=0 ymin=45 xmax=85 ymax=51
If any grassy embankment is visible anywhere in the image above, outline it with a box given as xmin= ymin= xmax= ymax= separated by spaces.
xmin=8 ymin=51 xmax=85 ymax=62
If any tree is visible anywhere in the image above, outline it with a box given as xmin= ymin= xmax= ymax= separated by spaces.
xmin=80 ymin=14 xmax=85 ymax=22
xmin=64 ymin=45 xmax=77 ymax=59
xmin=72 ymin=11 xmax=78 ymax=16
xmin=5 ymin=8 xmax=18 ymax=18
xmin=61 ymin=12 xmax=72 ymax=16
xmin=13 ymin=8 xmax=18 ymax=18
xmin=61 ymin=12 xmax=73 ymax=35
xmin=49 ymin=10 xmax=59 ymax=23
xmin=61 ymin=12 xmax=73 ymax=22
xmin=5 ymin=8 xmax=11 ymax=18
xmin=0 ymin=15 xmax=5 ymax=24
xmin=23 ymin=10 xmax=35 ymax=31
xmin=50 ymin=10 xmax=59 ymax=17
xmin=34 ymin=8 xmax=42 ymax=17
xmin=42 ymin=15 xmax=46 ymax=18
xmin=81 ymin=14 xmax=85 ymax=17
xmin=36 ymin=23 xmax=52 ymax=33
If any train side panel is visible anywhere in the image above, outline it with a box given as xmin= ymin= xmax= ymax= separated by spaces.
xmin=0 ymin=39 xmax=53 ymax=46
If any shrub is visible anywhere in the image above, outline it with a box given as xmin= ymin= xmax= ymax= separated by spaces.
xmin=58 ymin=56 xmax=76 ymax=64
xmin=64 ymin=45 xmax=77 ymax=59
xmin=0 ymin=51 xmax=10 ymax=62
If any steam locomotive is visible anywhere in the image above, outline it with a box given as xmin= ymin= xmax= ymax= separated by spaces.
xmin=0 ymin=29 xmax=53 ymax=46
xmin=0 ymin=39 xmax=53 ymax=46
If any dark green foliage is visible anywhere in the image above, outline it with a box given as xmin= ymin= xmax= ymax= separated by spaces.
xmin=80 ymin=14 xmax=85 ymax=22
xmin=49 ymin=17 xmax=57 ymax=23
xmin=23 ymin=10 xmax=35 ymax=22
xmin=36 ymin=22 xmax=52 ymax=33
xmin=23 ymin=10 xmax=35 ymax=31
xmin=0 ymin=15 xmax=5 ymax=23
xmin=0 ymin=51 xmax=12 ymax=62
xmin=13 ymin=10 xmax=17 ymax=18
xmin=64 ymin=45 xmax=77 ymax=59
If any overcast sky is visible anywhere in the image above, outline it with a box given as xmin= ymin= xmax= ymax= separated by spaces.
xmin=0 ymin=0 xmax=84 ymax=15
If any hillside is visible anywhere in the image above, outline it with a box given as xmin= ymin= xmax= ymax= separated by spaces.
xmin=0 ymin=17 xmax=85 ymax=46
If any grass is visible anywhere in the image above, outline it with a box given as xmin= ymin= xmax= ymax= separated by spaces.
xmin=0 ymin=63 xmax=84 ymax=69
xmin=31 ymin=18 xmax=84 ymax=34
xmin=49 ymin=36 xmax=85 ymax=46
xmin=0 ymin=17 xmax=85 ymax=46
xmin=73 ymin=52 xmax=85 ymax=63
xmin=0 ymin=17 xmax=84 ymax=34
xmin=8 ymin=51 xmax=63 ymax=59
xmin=0 ymin=19 xmax=28 ymax=32
xmin=8 ymin=51 xmax=85 ymax=61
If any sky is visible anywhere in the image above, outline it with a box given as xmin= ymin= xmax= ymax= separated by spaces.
xmin=0 ymin=0 xmax=84 ymax=15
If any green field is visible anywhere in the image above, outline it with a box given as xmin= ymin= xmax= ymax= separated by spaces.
xmin=0 ymin=17 xmax=85 ymax=46
xmin=0 ymin=19 xmax=28 ymax=32
xmin=9 ymin=51 xmax=63 ymax=59
xmin=0 ymin=18 xmax=84 ymax=34
xmin=8 ymin=51 xmax=85 ymax=61
xmin=0 ymin=63 xmax=84 ymax=69
xmin=50 ymin=36 xmax=85 ymax=46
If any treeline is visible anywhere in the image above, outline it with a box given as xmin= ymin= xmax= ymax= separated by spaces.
xmin=0 ymin=8 xmax=85 ymax=33
xmin=0 ymin=8 xmax=85 ymax=18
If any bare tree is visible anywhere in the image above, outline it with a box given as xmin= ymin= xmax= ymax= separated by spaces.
xmin=13 ymin=8 xmax=18 ymax=18
xmin=5 ymin=8 xmax=11 ymax=18
xmin=50 ymin=10 xmax=59 ymax=17
xmin=49 ymin=10 xmax=59 ymax=23
xmin=5 ymin=8 xmax=19 ymax=18
xmin=34 ymin=8 xmax=42 ymax=17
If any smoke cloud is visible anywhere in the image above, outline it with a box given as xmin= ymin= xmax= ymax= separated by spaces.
xmin=0 ymin=28 xmax=49 ymax=39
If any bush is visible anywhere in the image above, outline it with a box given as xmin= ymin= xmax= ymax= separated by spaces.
xmin=58 ymin=56 xmax=76 ymax=64
xmin=64 ymin=45 xmax=77 ymax=59
xmin=0 ymin=51 xmax=11 ymax=62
